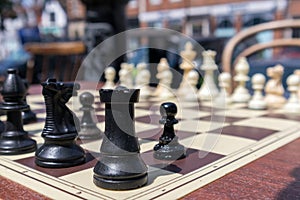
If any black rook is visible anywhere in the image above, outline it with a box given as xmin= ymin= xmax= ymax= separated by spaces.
xmin=93 ymin=86 xmax=148 ymax=190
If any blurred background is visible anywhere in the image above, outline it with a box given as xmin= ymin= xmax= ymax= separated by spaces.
xmin=0 ymin=0 xmax=299 ymax=86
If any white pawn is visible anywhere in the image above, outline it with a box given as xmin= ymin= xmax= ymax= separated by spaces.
xmin=125 ymin=63 xmax=134 ymax=88
xmin=248 ymin=73 xmax=267 ymax=110
xmin=183 ymin=70 xmax=199 ymax=102
xmin=231 ymin=57 xmax=251 ymax=103
xmin=177 ymin=42 xmax=197 ymax=96
xmin=214 ymin=72 xmax=232 ymax=106
xmin=119 ymin=63 xmax=128 ymax=87
xmin=135 ymin=63 xmax=151 ymax=99
xmin=153 ymin=58 xmax=169 ymax=96
xmin=102 ymin=67 xmax=116 ymax=89
xmin=198 ymin=50 xmax=219 ymax=101
xmin=283 ymin=74 xmax=300 ymax=113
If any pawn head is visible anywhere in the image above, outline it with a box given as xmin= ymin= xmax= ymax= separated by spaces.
xmin=160 ymin=102 xmax=177 ymax=117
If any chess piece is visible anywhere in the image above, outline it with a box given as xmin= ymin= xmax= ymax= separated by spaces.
xmin=153 ymin=58 xmax=174 ymax=99
xmin=93 ymin=86 xmax=148 ymax=190
xmin=198 ymin=50 xmax=219 ymax=101
xmin=214 ymin=72 xmax=232 ymax=106
xmin=0 ymin=69 xmax=36 ymax=154
xmin=264 ymin=64 xmax=286 ymax=108
xmin=293 ymin=69 xmax=300 ymax=99
xmin=154 ymin=102 xmax=186 ymax=160
xmin=35 ymin=78 xmax=85 ymax=168
xmin=102 ymin=67 xmax=116 ymax=89
xmin=135 ymin=62 xmax=151 ymax=99
xmin=177 ymin=42 xmax=197 ymax=96
xmin=283 ymin=74 xmax=300 ymax=113
xmin=248 ymin=73 xmax=267 ymax=110
xmin=78 ymin=92 xmax=102 ymax=139
xmin=231 ymin=57 xmax=251 ymax=103
xmin=22 ymin=80 xmax=37 ymax=124
xmin=183 ymin=70 xmax=199 ymax=102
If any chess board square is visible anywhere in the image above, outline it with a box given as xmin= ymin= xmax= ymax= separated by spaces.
xmin=200 ymin=115 xmax=247 ymax=123
xmin=15 ymin=152 xmax=98 ymax=177
xmin=262 ymin=111 xmax=300 ymax=121
xmin=138 ymin=127 xmax=197 ymax=141
xmin=180 ymin=133 xmax=256 ymax=155
xmin=178 ymin=120 xmax=229 ymax=133
xmin=141 ymin=149 xmax=224 ymax=175
xmin=135 ymin=114 xmax=162 ymax=125
xmin=233 ymin=117 xmax=299 ymax=131
xmin=60 ymin=166 xmax=182 ymax=199
xmin=216 ymin=109 xmax=268 ymax=118
xmin=209 ymin=125 xmax=277 ymax=140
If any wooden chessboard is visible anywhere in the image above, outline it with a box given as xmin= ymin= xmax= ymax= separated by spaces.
xmin=0 ymin=84 xmax=300 ymax=199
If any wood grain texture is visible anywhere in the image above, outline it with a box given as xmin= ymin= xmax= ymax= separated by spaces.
xmin=182 ymin=138 xmax=300 ymax=200
xmin=0 ymin=176 xmax=51 ymax=200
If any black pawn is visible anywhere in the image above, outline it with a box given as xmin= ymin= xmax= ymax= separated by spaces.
xmin=93 ymin=86 xmax=148 ymax=190
xmin=35 ymin=79 xmax=85 ymax=168
xmin=22 ymin=80 xmax=37 ymax=124
xmin=78 ymin=92 xmax=102 ymax=139
xmin=153 ymin=102 xmax=186 ymax=160
xmin=0 ymin=68 xmax=36 ymax=154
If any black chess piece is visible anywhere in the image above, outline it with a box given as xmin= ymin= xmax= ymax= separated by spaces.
xmin=35 ymin=78 xmax=85 ymax=168
xmin=0 ymin=68 xmax=37 ymax=154
xmin=93 ymin=86 xmax=148 ymax=190
xmin=78 ymin=92 xmax=102 ymax=139
xmin=153 ymin=102 xmax=186 ymax=160
xmin=22 ymin=79 xmax=37 ymax=124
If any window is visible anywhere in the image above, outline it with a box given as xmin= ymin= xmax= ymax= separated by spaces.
xmin=149 ymin=0 xmax=162 ymax=6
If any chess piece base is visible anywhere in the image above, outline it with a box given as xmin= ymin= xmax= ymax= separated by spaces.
xmin=0 ymin=131 xmax=36 ymax=155
xmin=79 ymin=124 xmax=102 ymax=140
xmin=35 ymin=133 xmax=85 ymax=168
xmin=154 ymin=137 xmax=186 ymax=160
xmin=248 ymin=100 xmax=267 ymax=110
xmin=93 ymin=154 xmax=148 ymax=190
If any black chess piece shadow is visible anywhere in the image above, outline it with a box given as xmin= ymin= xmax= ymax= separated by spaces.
xmin=146 ymin=164 xmax=183 ymax=185
xmin=276 ymin=167 xmax=300 ymax=200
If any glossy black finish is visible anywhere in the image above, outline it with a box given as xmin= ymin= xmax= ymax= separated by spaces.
xmin=78 ymin=92 xmax=102 ymax=139
xmin=0 ymin=68 xmax=36 ymax=155
xmin=93 ymin=86 xmax=148 ymax=190
xmin=22 ymin=80 xmax=37 ymax=124
xmin=35 ymin=78 xmax=85 ymax=168
xmin=153 ymin=102 xmax=186 ymax=160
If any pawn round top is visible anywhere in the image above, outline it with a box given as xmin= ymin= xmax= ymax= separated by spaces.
xmin=235 ymin=57 xmax=249 ymax=73
xmin=160 ymin=102 xmax=177 ymax=117
xmin=252 ymin=73 xmax=266 ymax=85
xmin=219 ymin=72 xmax=231 ymax=82
xmin=80 ymin=92 xmax=94 ymax=106
xmin=287 ymin=74 xmax=300 ymax=86
xmin=136 ymin=62 xmax=147 ymax=71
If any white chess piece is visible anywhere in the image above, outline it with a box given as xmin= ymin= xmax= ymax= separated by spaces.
xmin=248 ymin=73 xmax=267 ymax=110
xmin=214 ymin=72 xmax=232 ymax=106
xmin=119 ymin=63 xmax=128 ymax=87
xmin=119 ymin=63 xmax=133 ymax=88
xmin=153 ymin=58 xmax=169 ymax=96
xmin=135 ymin=63 xmax=151 ymax=99
xmin=177 ymin=42 xmax=197 ymax=96
xmin=198 ymin=50 xmax=219 ymax=101
xmin=264 ymin=64 xmax=286 ymax=108
xmin=159 ymin=69 xmax=175 ymax=100
xmin=231 ymin=57 xmax=251 ymax=103
xmin=293 ymin=69 xmax=300 ymax=99
xmin=283 ymin=74 xmax=300 ymax=113
xmin=154 ymin=58 xmax=174 ymax=99
xmin=102 ymin=67 xmax=116 ymax=89
xmin=183 ymin=70 xmax=199 ymax=102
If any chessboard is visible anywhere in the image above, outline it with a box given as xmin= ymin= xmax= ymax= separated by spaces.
xmin=0 ymin=84 xmax=300 ymax=200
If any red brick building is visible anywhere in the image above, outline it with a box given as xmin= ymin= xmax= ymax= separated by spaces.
xmin=126 ymin=0 xmax=290 ymax=38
